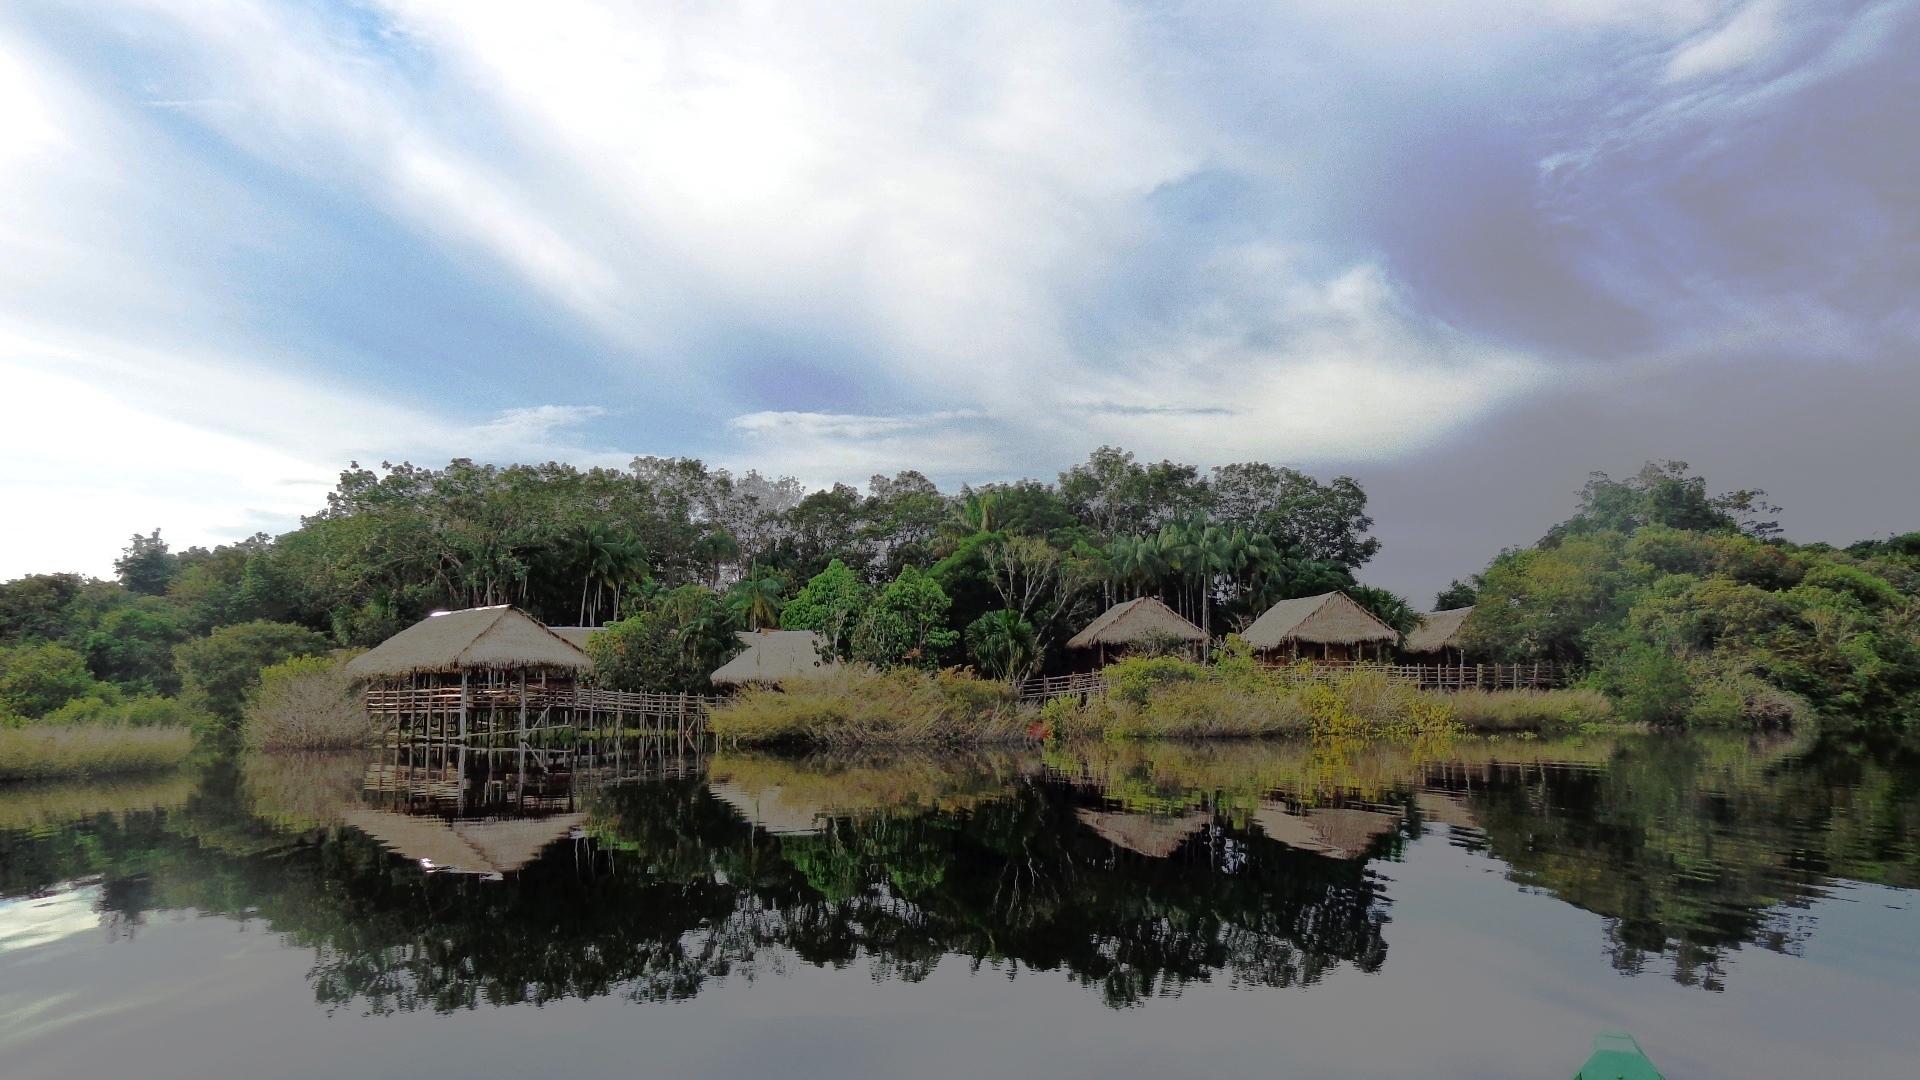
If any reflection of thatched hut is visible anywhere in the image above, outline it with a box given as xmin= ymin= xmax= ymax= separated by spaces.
xmin=1250 ymin=802 xmax=1400 ymax=859
xmin=707 ymin=779 xmax=829 ymax=835
xmin=710 ymin=629 xmax=837 ymax=687
xmin=1241 ymin=591 xmax=1398 ymax=661
xmin=1403 ymin=606 xmax=1473 ymax=663
xmin=1066 ymin=597 xmax=1208 ymax=664
xmin=1075 ymin=807 xmax=1209 ymax=858
xmin=343 ymin=808 xmax=586 ymax=877
xmin=346 ymin=606 xmax=592 ymax=684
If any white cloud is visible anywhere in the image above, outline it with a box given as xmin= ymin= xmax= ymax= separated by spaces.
xmin=1666 ymin=0 xmax=1786 ymax=81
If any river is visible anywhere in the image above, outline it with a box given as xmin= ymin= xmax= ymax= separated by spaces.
xmin=2 ymin=733 xmax=1917 ymax=1078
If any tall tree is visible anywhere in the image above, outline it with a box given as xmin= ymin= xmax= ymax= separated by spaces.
xmin=115 ymin=529 xmax=178 ymax=597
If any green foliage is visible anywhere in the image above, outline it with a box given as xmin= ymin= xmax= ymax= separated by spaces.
xmin=1347 ymin=584 xmax=1417 ymax=637
xmin=779 ymin=560 xmax=871 ymax=658
xmin=1456 ymin=461 xmax=1918 ymax=732
xmin=588 ymin=586 xmax=740 ymax=692
xmin=173 ymin=620 xmax=331 ymax=728
xmin=0 ymin=643 xmax=99 ymax=718
xmin=114 ymin=529 xmax=178 ymax=596
xmin=850 ymin=566 xmax=959 ymax=669
xmin=964 ymin=609 xmax=1038 ymax=683
xmin=1433 ymin=578 xmax=1479 ymax=610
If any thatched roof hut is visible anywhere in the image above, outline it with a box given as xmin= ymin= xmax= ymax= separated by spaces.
xmin=1241 ymin=591 xmax=1398 ymax=660
xmin=343 ymin=808 xmax=586 ymax=876
xmin=345 ymin=605 xmax=592 ymax=679
xmin=1403 ymin=606 xmax=1473 ymax=657
xmin=710 ymin=629 xmax=837 ymax=687
xmin=1066 ymin=597 xmax=1207 ymax=654
xmin=1074 ymin=807 xmax=1208 ymax=858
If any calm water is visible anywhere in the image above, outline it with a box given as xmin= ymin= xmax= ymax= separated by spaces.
xmin=3 ymin=734 xmax=1918 ymax=1078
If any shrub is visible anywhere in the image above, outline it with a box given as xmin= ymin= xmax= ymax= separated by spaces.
xmin=710 ymin=666 xmax=1025 ymax=746
xmin=0 ymin=724 xmax=194 ymax=781
xmin=0 ymin=643 xmax=99 ymax=718
xmin=175 ymin=620 xmax=331 ymax=727
xmin=242 ymin=654 xmax=376 ymax=751
xmin=1443 ymin=688 xmax=1614 ymax=731
xmin=40 ymin=690 xmax=198 ymax=728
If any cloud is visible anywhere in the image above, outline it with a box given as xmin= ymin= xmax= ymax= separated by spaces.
xmin=1666 ymin=0 xmax=1787 ymax=81
xmin=1 ymin=0 xmax=1916 ymax=598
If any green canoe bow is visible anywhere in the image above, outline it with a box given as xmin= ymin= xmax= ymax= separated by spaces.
xmin=1573 ymin=1031 xmax=1665 ymax=1080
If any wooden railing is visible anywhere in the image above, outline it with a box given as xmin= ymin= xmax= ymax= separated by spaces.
xmin=1018 ymin=672 xmax=1109 ymax=704
xmin=1260 ymin=659 xmax=1565 ymax=689
xmin=1019 ymin=661 xmax=1564 ymax=703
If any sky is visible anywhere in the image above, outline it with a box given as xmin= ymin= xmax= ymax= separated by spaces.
xmin=2 ymin=0 xmax=1916 ymax=602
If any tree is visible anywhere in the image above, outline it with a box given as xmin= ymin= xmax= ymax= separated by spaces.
xmin=726 ymin=571 xmax=786 ymax=631
xmin=780 ymin=560 xmax=872 ymax=660
xmin=0 ymin=643 xmax=99 ymax=719
xmin=1433 ymin=578 xmax=1479 ymax=611
xmin=1208 ymin=463 xmax=1381 ymax=570
xmin=851 ymin=567 xmax=960 ymax=669
xmin=965 ymin=609 xmax=1039 ymax=683
xmin=81 ymin=600 xmax=188 ymax=694
xmin=1549 ymin=461 xmax=1780 ymax=543
xmin=174 ymin=621 xmax=331 ymax=727
xmin=0 ymin=573 xmax=88 ymax=643
xmin=115 ymin=529 xmax=178 ymax=596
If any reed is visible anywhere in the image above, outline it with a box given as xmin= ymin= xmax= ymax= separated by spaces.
xmin=709 ymin=666 xmax=1029 ymax=746
xmin=0 ymin=724 xmax=194 ymax=782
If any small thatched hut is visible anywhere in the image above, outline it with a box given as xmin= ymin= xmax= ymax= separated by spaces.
xmin=346 ymin=605 xmax=593 ymax=684
xmin=1241 ymin=591 xmax=1398 ymax=661
xmin=1402 ymin=606 xmax=1473 ymax=663
xmin=1065 ymin=597 xmax=1208 ymax=664
xmin=710 ymin=629 xmax=837 ymax=687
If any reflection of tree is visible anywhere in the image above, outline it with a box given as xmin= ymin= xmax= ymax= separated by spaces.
xmin=5 ymin=735 xmax=1915 ymax=1010
xmin=1454 ymin=735 xmax=1920 ymax=990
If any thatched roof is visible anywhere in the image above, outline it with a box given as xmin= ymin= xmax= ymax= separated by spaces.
xmin=1403 ymin=606 xmax=1473 ymax=654
xmin=343 ymin=808 xmax=586 ymax=876
xmin=547 ymin=626 xmax=598 ymax=653
xmin=710 ymin=630 xmax=837 ymax=686
xmin=1075 ymin=807 xmax=1208 ymax=858
xmin=345 ymin=606 xmax=592 ymax=678
xmin=1250 ymin=802 xmax=1401 ymax=860
xmin=1066 ymin=597 xmax=1207 ymax=650
xmin=1241 ymin=591 xmax=1398 ymax=650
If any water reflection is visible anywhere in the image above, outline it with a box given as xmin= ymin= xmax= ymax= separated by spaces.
xmin=1 ymin=733 xmax=1916 ymax=1018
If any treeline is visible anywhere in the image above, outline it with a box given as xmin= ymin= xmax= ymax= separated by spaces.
xmin=2 ymin=451 xmax=1917 ymax=737
xmin=1450 ymin=463 xmax=1920 ymax=732
xmin=1 ymin=448 xmax=1399 ymax=719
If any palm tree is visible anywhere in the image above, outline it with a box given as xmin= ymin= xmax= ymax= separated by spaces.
xmin=727 ymin=570 xmax=785 ymax=630
xmin=966 ymin=609 xmax=1038 ymax=683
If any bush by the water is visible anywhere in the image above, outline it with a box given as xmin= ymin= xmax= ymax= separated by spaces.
xmin=1045 ymin=652 xmax=1462 ymax=741
xmin=1444 ymin=687 xmax=1615 ymax=731
xmin=0 ymin=724 xmax=194 ymax=781
xmin=241 ymin=654 xmax=376 ymax=751
xmin=710 ymin=666 xmax=1026 ymax=746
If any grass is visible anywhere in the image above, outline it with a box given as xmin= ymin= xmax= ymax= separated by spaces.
xmin=1045 ymin=658 xmax=1462 ymax=742
xmin=1442 ymin=687 xmax=1615 ymax=731
xmin=709 ymin=654 xmax=1621 ymax=748
xmin=710 ymin=666 xmax=1030 ymax=746
xmin=0 ymin=724 xmax=194 ymax=782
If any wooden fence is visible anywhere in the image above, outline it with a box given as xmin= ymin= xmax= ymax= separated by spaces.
xmin=1019 ymin=660 xmax=1564 ymax=704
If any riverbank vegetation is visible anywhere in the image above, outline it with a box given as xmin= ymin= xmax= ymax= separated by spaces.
xmin=1 ymin=450 xmax=1915 ymax=766
xmin=0 ymin=724 xmax=194 ymax=782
